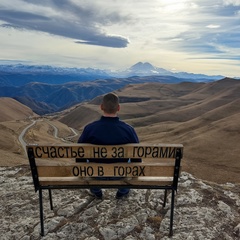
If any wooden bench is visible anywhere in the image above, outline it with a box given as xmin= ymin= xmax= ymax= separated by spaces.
xmin=27 ymin=143 xmax=183 ymax=236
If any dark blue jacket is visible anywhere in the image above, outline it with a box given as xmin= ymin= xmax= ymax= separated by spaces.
xmin=77 ymin=116 xmax=140 ymax=162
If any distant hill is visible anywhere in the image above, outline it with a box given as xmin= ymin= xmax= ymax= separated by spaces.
xmin=0 ymin=97 xmax=37 ymax=122
xmin=13 ymin=96 xmax=56 ymax=115
xmin=0 ymin=75 xmax=207 ymax=115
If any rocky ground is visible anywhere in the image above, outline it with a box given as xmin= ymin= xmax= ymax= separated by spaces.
xmin=1 ymin=167 xmax=240 ymax=240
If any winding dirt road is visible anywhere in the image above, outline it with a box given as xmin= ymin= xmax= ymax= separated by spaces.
xmin=19 ymin=119 xmax=78 ymax=156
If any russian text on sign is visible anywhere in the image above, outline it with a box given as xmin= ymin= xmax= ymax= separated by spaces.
xmin=32 ymin=146 xmax=178 ymax=158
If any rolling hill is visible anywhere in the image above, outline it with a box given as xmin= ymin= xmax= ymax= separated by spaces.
xmin=58 ymin=78 xmax=240 ymax=183
xmin=0 ymin=76 xmax=199 ymax=114
xmin=0 ymin=97 xmax=37 ymax=122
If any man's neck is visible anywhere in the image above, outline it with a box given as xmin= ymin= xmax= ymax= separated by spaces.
xmin=103 ymin=113 xmax=117 ymax=117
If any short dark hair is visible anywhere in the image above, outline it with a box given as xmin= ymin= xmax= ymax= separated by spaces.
xmin=101 ymin=93 xmax=119 ymax=114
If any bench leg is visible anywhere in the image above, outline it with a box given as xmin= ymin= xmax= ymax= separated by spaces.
xmin=169 ymin=189 xmax=175 ymax=237
xmin=39 ymin=189 xmax=44 ymax=236
xmin=48 ymin=189 xmax=53 ymax=210
xmin=163 ymin=189 xmax=168 ymax=207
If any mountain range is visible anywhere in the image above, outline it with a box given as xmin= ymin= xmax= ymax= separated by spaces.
xmin=0 ymin=62 xmax=224 ymax=87
xmin=0 ymin=62 xmax=228 ymax=114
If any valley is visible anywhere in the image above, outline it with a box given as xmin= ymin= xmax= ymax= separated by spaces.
xmin=0 ymin=78 xmax=239 ymax=184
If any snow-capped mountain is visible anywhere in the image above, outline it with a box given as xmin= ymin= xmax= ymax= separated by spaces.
xmin=109 ymin=62 xmax=224 ymax=80
xmin=128 ymin=62 xmax=172 ymax=75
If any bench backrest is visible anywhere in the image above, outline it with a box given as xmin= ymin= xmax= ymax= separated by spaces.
xmin=27 ymin=143 xmax=183 ymax=191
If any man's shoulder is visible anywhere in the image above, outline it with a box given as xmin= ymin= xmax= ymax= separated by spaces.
xmin=85 ymin=119 xmax=101 ymax=128
xmin=118 ymin=120 xmax=135 ymax=130
xmin=118 ymin=119 xmax=132 ymax=126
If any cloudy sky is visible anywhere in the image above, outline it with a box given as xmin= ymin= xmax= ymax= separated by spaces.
xmin=0 ymin=0 xmax=240 ymax=77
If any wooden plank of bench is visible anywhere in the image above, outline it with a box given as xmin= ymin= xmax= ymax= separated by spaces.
xmin=35 ymin=159 xmax=175 ymax=166
xmin=36 ymin=159 xmax=74 ymax=165
xmin=37 ymin=163 xmax=175 ymax=177
xmin=27 ymin=143 xmax=183 ymax=159
xmin=39 ymin=177 xmax=173 ymax=187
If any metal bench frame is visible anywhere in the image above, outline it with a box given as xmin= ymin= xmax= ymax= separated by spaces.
xmin=27 ymin=144 xmax=183 ymax=236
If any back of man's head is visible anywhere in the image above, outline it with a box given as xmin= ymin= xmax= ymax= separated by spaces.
xmin=101 ymin=93 xmax=119 ymax=114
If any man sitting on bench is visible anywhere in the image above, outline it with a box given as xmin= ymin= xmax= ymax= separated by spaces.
xmin=76 ymin=92 xmax=140 ymax=199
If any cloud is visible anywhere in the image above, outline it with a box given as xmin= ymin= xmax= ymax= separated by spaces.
xmin=206 ymin=24 xmax=221 ymax=28
xmin=0 ymin=0 xmax=130 ymax=48
xmin=155 ymin=1 xmax=240 ymax=59
xmin=75 ymin=35 xmax=129 ymax=48
xmin=223 ymin=0 xmax=240 ymax=6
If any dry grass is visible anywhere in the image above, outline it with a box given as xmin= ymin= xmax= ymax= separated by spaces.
xmin=0 ymin=97 xmax=37 ymax=122
xmin=57 ymin=78 xmax=240 ymax=183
